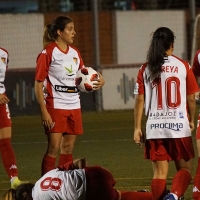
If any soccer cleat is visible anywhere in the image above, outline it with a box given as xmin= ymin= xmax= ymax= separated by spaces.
xmin=11 ymin=177 xmax=28 ymax=189
xmin=163 ymin=194 xmax=176 ymax=200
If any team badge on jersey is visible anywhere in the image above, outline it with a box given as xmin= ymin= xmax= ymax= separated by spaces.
xmin=1 ymin=57 xmax=6 ymax=63
xmin=73 ymin=57 xmax=78 ymax=64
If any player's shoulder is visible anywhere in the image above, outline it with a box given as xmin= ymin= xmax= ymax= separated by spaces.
xmin=171 ymin=55 xmax=190 ymax=67
xmin=195 ymin=49 xmax=200 ymax=57
xmin=139 ymin=62 xmax=148 ymax=72
xmin=44 ymin=42 xmax=57 ymax=53
xmin=0 ymin=47 xmax=8 ymax=55
xmin=68 ymin=45 xmax=81 ymax=55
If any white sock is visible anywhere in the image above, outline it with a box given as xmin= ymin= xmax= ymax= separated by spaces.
xmin=171 ymin=193 xmax=178 ymax=200
xmin=10 ymin=176 xmax=18 ymax=183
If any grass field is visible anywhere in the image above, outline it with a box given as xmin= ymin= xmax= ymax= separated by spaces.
xmin=0 ymin=108 xmax=199 ymax=199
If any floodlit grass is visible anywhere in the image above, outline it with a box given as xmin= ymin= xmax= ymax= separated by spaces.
xmin=0 ymin=107 xmax=199 ymax=199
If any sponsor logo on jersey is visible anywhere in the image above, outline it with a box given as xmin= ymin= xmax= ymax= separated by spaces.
xmin=57 ymin=76 xmax=75 ymax=81
xmin=149 ymin=111 xmax=177 ymax=120
xmin=150 ymin=122 xmax=183 ymax=131
xmin=134 ymin=83 xmax=139 ymax=94
xmin=179 ymin=111 xmax=184 ymax=118
xmin=55 ymin=85 xmax=79 ymax=93
xmin=1 ymin=57 xmax=6 ymax=63
xmin=65 ymin=65 xmax=75 ymax=76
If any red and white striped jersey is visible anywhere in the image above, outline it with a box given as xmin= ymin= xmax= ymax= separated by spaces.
xmin=35 ymin=42 xmax=85 ymax=109
xmin=192 ymin=49 xmax=200 ymax=76
xmin=0 ymin=47 xmax=8 ymax=94
xmin=134 ymin=55 xmax=198 ymax=139
xmin=32 ymin=168 xmax=86 ymax=200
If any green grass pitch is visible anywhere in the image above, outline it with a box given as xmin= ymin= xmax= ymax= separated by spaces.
xmin=0 ymin=108 xmax=199 ymax=199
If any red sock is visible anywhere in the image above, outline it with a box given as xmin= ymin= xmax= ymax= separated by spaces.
xmin=58 ymin=154 xmax=73 ymax=167
xmin=171 ymin=169 xmax=191 ymax=198
xmin=193 ymin=158 xmax=200 ymax=199
xmin=121 ymin=191 xmax=152 ymax=200
xmin=151 ymin=179 xmax=166 ymax=200
xmin=41 ymin=154 xmax=56 ymax=176
xmin=0 ymin=138 xmax=18 ymax=178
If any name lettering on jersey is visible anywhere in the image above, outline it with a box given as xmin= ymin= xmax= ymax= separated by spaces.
xmin=55 ymin=85 xmax=79 ymax=93
xmin=162 ymin=66 xmax=178 ymax=73
xmin=150 ymin=123 xmax=183 ymax=131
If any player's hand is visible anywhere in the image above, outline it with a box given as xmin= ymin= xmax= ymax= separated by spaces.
xmin=93 ymin=72 xmax=105 ymax=90
xmin=195 ymin=92 xmax=200 ymax=101
xmin=133 ymin=129 xmax=144 ymax=147
xmin=0 ymin=94 xmax=9 ymax=104
xmin=41 ymin=110 xmax=55 ymax=130
xmin=189 ymin=122 xmax=195 ymax=132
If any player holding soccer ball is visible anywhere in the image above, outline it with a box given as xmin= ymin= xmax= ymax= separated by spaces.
xmin=191 ymin=49 xmax=200 ymax=200
xmin=34 ymin=16 xmax=105 ymax=176
xmin=134 ymin=27 xmax=198 ymax=200
xmin=0 ymin=47 xmax=26 ymax=189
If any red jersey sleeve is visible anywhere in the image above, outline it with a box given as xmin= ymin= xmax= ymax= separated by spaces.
xmin=134 ymin=63 xmax=147 ymax=95
xmin=186 ymin=61 xmax=199 ymax=95
xmin=35 ymin=49 xmax=52 ymax=81
xmin=192 ymin=50 xmax=200 ymax=77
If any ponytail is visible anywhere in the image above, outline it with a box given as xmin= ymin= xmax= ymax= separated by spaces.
xmin=43 ymin=24 xmax=54 ymax=47
xmin=147 ymin=27 xmax=175 ymax=81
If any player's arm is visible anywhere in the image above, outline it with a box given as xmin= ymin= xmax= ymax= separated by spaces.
xmin=34 ymin=80 xmax=54 ymax=130
xmin=187 ymin=93 xmax=196 ymax=132
xmin=0 ymin=94 xmax=9 ymax=104
xmin=133 ymin=94 xmax=144 ymax=146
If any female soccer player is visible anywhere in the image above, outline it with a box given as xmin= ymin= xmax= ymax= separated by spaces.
xmin=2 ymin=159 xmax=153 ymax=200
xmin=34 ymin=16 xmax=105 ymax=176
xmin=133 ymin=27 xmax=198 ymax=200
xmin=191 ymin=49 xmax=200 ymax=200
xmin=0 ymin=47 xmax=25 ymax=189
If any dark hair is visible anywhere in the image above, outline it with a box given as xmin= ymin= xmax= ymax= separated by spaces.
xmin=1 ymin=189 xmax=15 ymax=200
xmin=43 ymin=16 xmax=73 ymax=47
xmin=147 ymin=27 xmax=175 ymax=81
xmin=15 ymin=183 xmax=34 ymax=200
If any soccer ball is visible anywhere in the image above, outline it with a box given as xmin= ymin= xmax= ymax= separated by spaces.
xmin=75 ymin=67 xmax=99 ymax=93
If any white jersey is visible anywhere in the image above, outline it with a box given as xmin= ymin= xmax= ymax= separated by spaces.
xmin=35 ymin=42 xmax=85 ymax=109
xmin=32 ymin=168 xmax=86 ymax=200
xmin=0 ymin=48 xmax=8 ymax=94
xmin=134 ymin=55 xmax=198 ymax=139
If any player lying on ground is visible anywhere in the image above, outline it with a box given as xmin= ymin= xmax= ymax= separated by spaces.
xmin=2 ymin=158 xmax=153 ymax=200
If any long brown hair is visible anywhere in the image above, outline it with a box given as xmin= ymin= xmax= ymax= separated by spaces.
xmin=147 ymin=27 xmax=175 ymax=81
xmin=43 ymin=16 xmax=73 ymax=47
xmin=1 ymin=189 xmax=15 ymax=200
xmin=1 ymin=184 xmax=34 ymax=200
